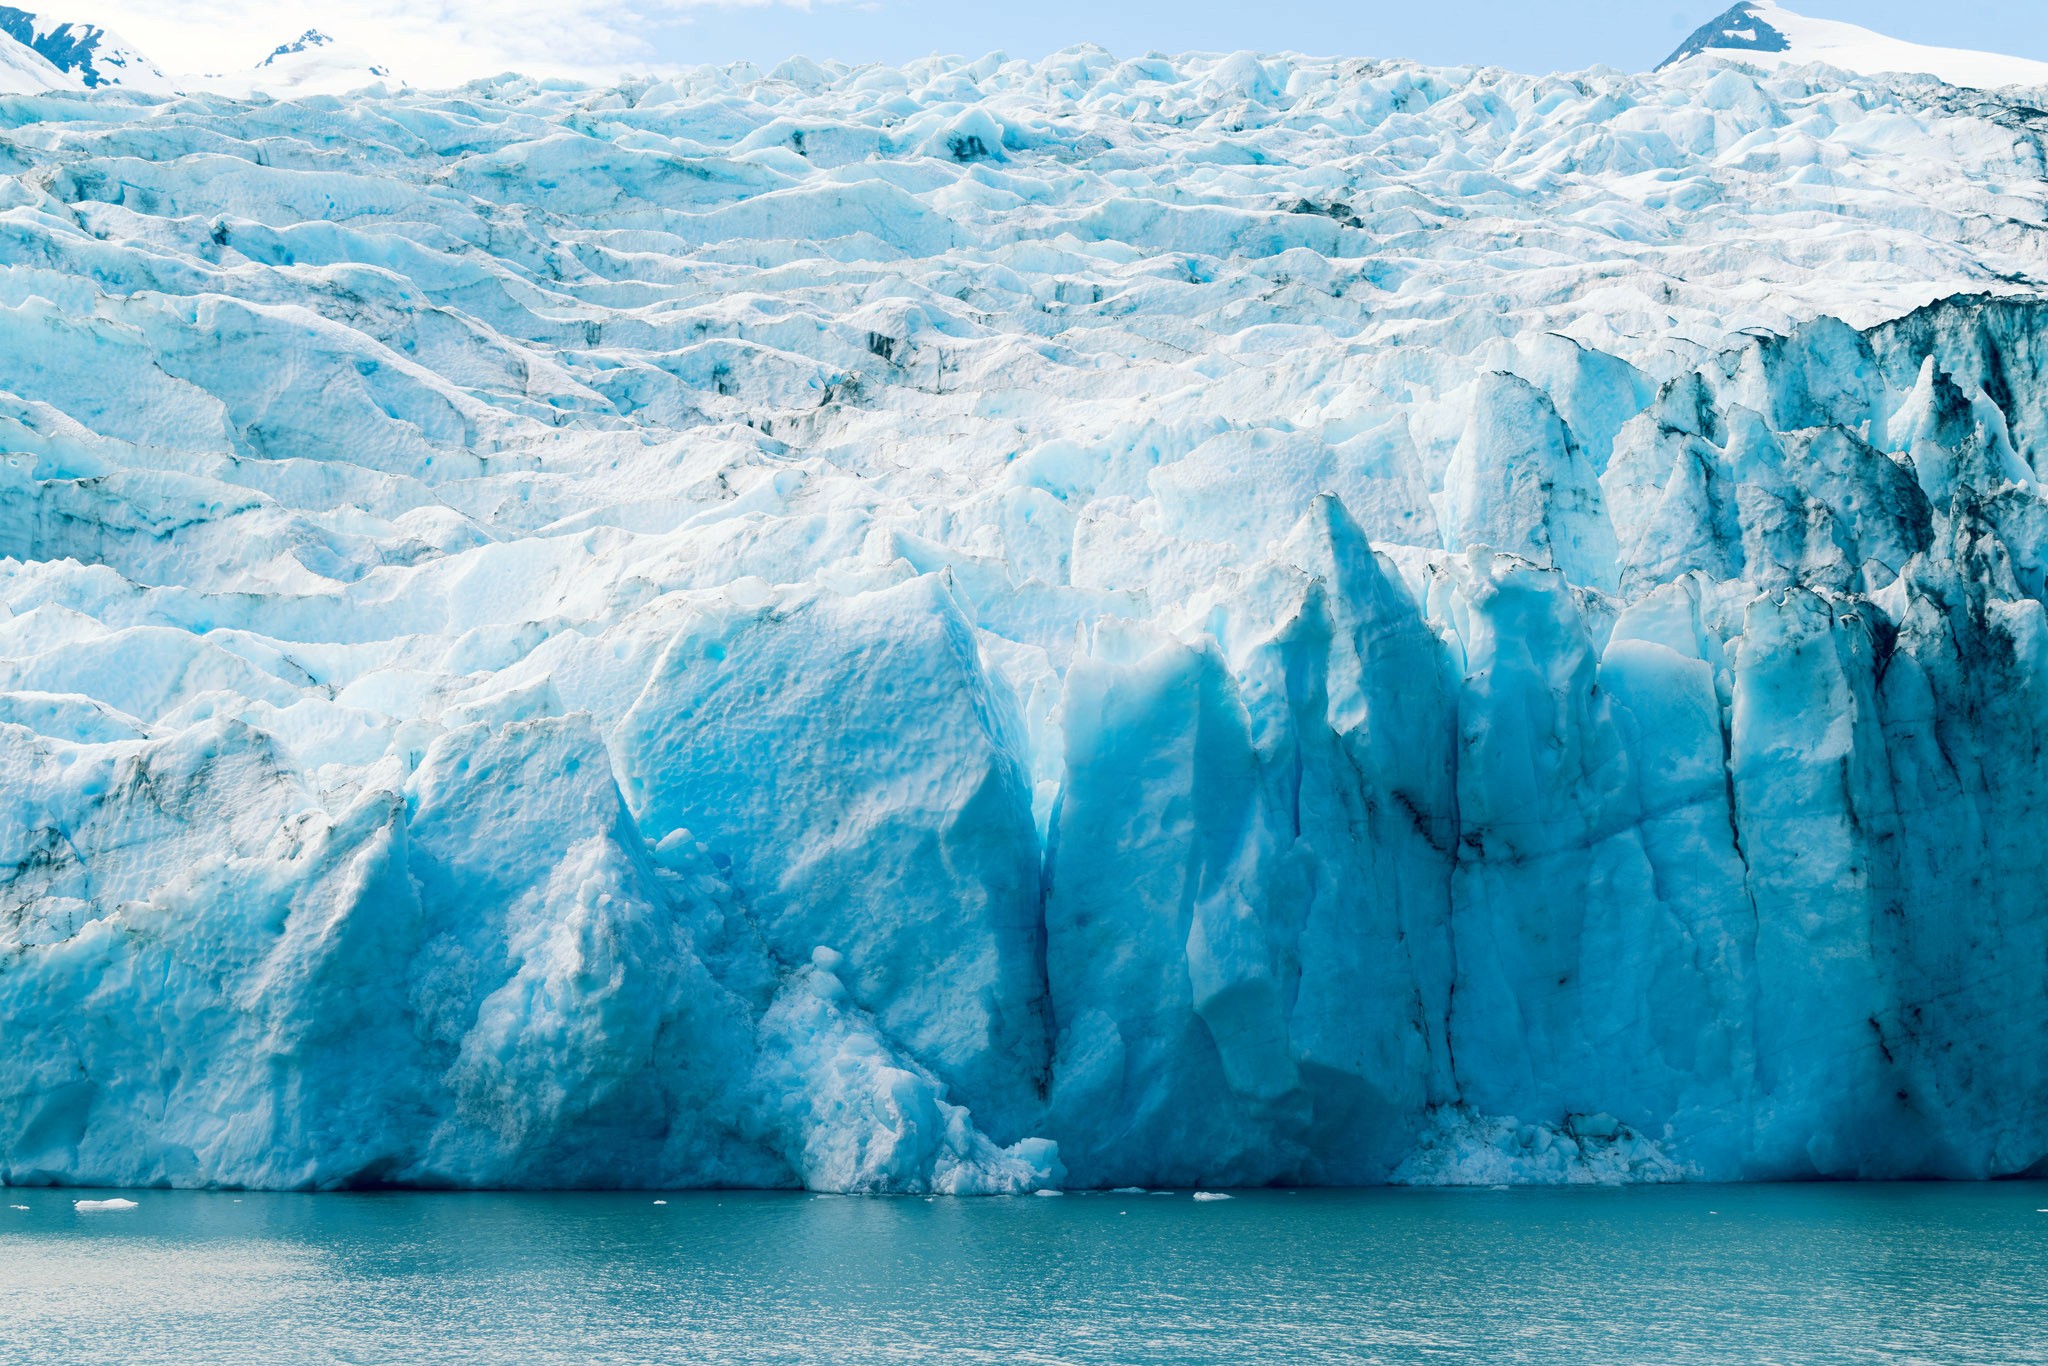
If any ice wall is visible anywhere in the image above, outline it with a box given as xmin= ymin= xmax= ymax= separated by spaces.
xmin=2 ymin=52 xmax=2048 ymax=1189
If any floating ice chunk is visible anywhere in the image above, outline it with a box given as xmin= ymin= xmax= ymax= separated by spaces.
xmin=1192 ymin=1192 xmax=1233 ymax=1202
xmin=72 ymin=1198 xmax=138 ymax=1211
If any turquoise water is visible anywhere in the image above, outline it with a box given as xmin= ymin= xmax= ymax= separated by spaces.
xmin=3 ymin=1184 xmax=2044 ymax=1364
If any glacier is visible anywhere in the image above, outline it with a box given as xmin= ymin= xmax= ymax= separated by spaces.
xmin=3 ymin=43 xmax=2048 ymax=1192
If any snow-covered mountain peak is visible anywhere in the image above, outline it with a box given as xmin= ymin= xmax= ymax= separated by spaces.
xmin=259 ymin=28 xmax=339 ymax=68
xmin=0 ymin=24 xmax=72 ymax=92
xmin=191 ymin=26 xmax=395 ymax=98
xmin=1660 ymin=3 xmax=1793 ymax=66
xmin=0 ymin=6 xmax=173 ymax=93
xmin=1660 ymin=1 xmax=2048 ymax=89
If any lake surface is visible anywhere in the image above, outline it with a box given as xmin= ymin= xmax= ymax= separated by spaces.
xmin=3 ymin=1183 xmax=2043 ymax=1364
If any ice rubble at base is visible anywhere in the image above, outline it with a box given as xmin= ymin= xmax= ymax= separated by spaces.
xmin=1392 ymin=1110 xmax=1689 ymax=1187
xmin=3 ymin=48 xmax=2048 ymax=1192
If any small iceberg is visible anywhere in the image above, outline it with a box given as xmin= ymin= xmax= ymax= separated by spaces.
xmin=1034 ymin=1189 xmax=1064 ymax=1197
xmin=74 ymin=1198 xmax=138 ymax=1211
xmin=1192 ymin=1191 xmax=1233 ymax=1202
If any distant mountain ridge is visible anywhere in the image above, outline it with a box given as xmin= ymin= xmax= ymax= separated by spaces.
xmin=0 ymin=15 xmax=69 ymax=91
xmin=2 ymin=2 xmax=2047 ymax=100
xmin=1660 ymin=0 xmax=2048 ymax=89
xmin=0 ymin=5 xmax=170 ymax=92
xmin=1661 ymin=3 xmax=1793 ymax=67
xmin=261 ymin=30 xmax=339 ymax=68
xmin=226 ymin=28 xmax=392 ymax=94
xmin=0 ymin=11 xmax=394 ymax=96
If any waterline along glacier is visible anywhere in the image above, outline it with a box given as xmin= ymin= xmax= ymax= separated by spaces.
xmin=4 ymin=29 xmax=2048 ymax=1194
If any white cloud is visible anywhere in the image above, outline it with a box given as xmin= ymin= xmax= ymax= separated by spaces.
xmin=79 ymin=0 xmax=829 ymax=87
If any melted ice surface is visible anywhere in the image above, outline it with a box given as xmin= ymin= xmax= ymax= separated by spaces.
xmin=3 ymin=51 xmax=2048 ymax=1191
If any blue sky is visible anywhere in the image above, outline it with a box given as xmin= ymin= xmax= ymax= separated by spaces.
xmin=99 ymin=1 xmax=2048 ymax=85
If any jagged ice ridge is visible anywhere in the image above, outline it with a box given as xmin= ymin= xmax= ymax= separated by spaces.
xmin=2 ymin=48 xmax=2048 ymax=1191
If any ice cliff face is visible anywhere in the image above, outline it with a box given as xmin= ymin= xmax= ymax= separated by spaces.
xmin=3 ymin=49 xmax=2048 ymax=1191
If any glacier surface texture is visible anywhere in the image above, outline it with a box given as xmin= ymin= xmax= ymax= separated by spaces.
xmin=3 ymin=52 xmax=2048 ymax=1191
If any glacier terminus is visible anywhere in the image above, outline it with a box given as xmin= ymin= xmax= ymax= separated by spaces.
xmin=3 ymin=13 xmax=2048 ymax=1193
